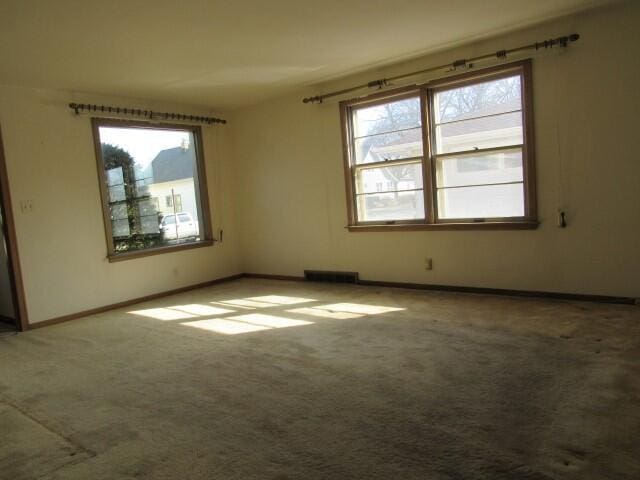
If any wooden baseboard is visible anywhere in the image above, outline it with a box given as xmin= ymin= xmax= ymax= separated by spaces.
xmin=27 ymin=271 xmax=636 ymax=331
xmin=356 ymin=279 xmax=636 ymax=305
xmin=244 ymin=272 xmax=637 ymax=305
xmin=28 ymin=273 xmax=244 ymax=330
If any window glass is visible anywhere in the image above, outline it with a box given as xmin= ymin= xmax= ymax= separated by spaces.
xmin=353 ymin=128 xmax=423 ymax=164
xmin=434 ymin=111 xmax=523 ymax=154
xmin=353 ymin=97 xmax=421 ymax=137
xmin=432 ymin=73 xmax=526 ymax=221
xmin=435 ymin=150 xmax=523 ymax=188
xmin=355 ymin=162 xmax=423 ymax=195
xmin=437 ymin=184 xmax=524 ymax=219
xmin=357 ymin=190 xmax=425 ymax=222
xmin=95 ymin=123 xmax=208 ymax=254
xmin=352 ymin=96 xmax=422 ymax=164
xmin=434 ymin=76 xmax=521 ymax=124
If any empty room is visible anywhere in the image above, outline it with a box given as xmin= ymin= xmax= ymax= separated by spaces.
xmin=0 ymin=0 xmax=639 ymax=479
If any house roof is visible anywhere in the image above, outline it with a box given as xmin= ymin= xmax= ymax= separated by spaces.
xmin=150 ymin=145 xmax=196 ymax=184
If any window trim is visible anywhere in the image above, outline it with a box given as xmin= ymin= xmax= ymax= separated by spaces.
xmin=91 ymin=118 xmax=213 ymax=262
xmin=340 ymin=59 xmax=537 ymax=231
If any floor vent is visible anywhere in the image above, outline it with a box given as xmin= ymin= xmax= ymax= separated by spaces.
xmin=304 ymin=270 xmax=359 ymax=284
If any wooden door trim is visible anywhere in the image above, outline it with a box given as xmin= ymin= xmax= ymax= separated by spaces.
xmin=0 ymin=125 xmax=29 ymax=331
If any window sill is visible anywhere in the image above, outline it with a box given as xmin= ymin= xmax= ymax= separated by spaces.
xmin=107 ymin=239 xmax=214 ymax=263
xmin=346 ymin=221 xmax=539 ymax=232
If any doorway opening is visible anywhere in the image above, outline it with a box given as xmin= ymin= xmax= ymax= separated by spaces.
xmin=0 ymin=125 xmax=28 ymax=331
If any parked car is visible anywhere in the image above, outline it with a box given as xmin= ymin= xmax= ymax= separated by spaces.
xmin=160 ymin=212 xmax=199 ymax=241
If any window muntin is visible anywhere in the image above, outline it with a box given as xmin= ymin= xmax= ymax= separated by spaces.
xmin=93 ymin=119 xmax=212 ymax=258
xmin=341 ymin=62 xmax=534 ymax=228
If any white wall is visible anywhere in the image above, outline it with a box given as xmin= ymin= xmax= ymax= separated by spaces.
xmin=1 ymin=2 xmax=638 ymax=327
xmin=0 ymin=87 xmax=241 ymax=324
xmin=232 ymin=1 xmax=640 ymax=298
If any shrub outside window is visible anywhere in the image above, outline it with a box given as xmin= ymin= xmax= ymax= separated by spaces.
xmin=340 ymin=60 xmax=536 ymax=230
xmin=92 ymin=119 xmax=212 ymax=260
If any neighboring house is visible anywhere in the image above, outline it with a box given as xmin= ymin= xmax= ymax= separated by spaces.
xmin=145 ymin=140 xmax=201 ymax=225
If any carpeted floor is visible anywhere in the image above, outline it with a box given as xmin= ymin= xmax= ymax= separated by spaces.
xmin=0 ymin=278 xmax=639 ymax=479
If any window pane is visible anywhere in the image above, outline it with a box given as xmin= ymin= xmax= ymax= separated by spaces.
xmin=108 ymin=184 xmax=126 ymax=203
xmin=435 ymin=111 xmax=522 ymax=154
xmin=111 ymin=219 xmax=130 ymax=237
xmin=437 ymin=183 xmax=524 ymax=219
xmin=434 ymin=75 xmax=521 ymax=124
xmin=436 ymin=150 xmax=523 ymax=188
xmin=355 ymin=162 xmax=423 ymax=194
xmin=110 ymin=203 xmax=128 ymax=221
xmin=97 ymin=125 xmax=206 ymax=253
xmin=353 ymin=97 xmax=421 ymax=137
xmin=357 ymin=190 xmax=425 ymax=222
xmin=139 ymin=215 xmax=160 ymax=235
xmin=354 ymin=127 xmax=423 ymax=164
xmin=106 ymin=167 xmax=124 ymax=187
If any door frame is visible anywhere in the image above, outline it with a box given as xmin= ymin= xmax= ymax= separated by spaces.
xmin=0 ymin=125 xmax=29 ymax=331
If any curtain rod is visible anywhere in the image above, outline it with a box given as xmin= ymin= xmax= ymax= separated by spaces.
xmin=302 ymin=33 xmax=579 ymax=104
xmin=68 ymin=103 xmax=226 ymax=125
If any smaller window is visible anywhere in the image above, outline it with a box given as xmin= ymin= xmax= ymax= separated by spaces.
xmin=92 ymin=119 xmax=213 ymax=260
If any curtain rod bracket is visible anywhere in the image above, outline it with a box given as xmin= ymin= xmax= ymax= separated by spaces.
xmin=302 ymin=95 xmax=322 ymax=104
xmin=367 ymin=79 xmax=387 ymax=89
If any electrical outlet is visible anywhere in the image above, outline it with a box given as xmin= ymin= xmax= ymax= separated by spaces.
xmin=425 ymin=257 xmax=433 ymax=270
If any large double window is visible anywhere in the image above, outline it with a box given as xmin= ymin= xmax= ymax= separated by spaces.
xmin=341 ymin=61 xmax=536 ymax=230
xmin=92 ymin=119 xmax=212 ymax=261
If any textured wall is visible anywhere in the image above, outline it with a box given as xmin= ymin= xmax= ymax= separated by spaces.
xmin=232 ymin=2 xmax=640 ymax=297
xmin=0 ymin=88 xmax=241 ymax=324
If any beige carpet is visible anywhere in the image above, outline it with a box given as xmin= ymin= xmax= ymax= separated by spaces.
xmin=0 ymin=278 xmax=638 ymax=479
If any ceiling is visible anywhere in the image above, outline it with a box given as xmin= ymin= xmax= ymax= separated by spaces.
xmin=0 ymin=0 xmax=614 ymax=110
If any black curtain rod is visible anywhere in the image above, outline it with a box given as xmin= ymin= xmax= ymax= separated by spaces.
xmin=303 ymin=33 xmax=580 ymax=104
xmin=68 ymin=103 xmax=226 ymax=125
